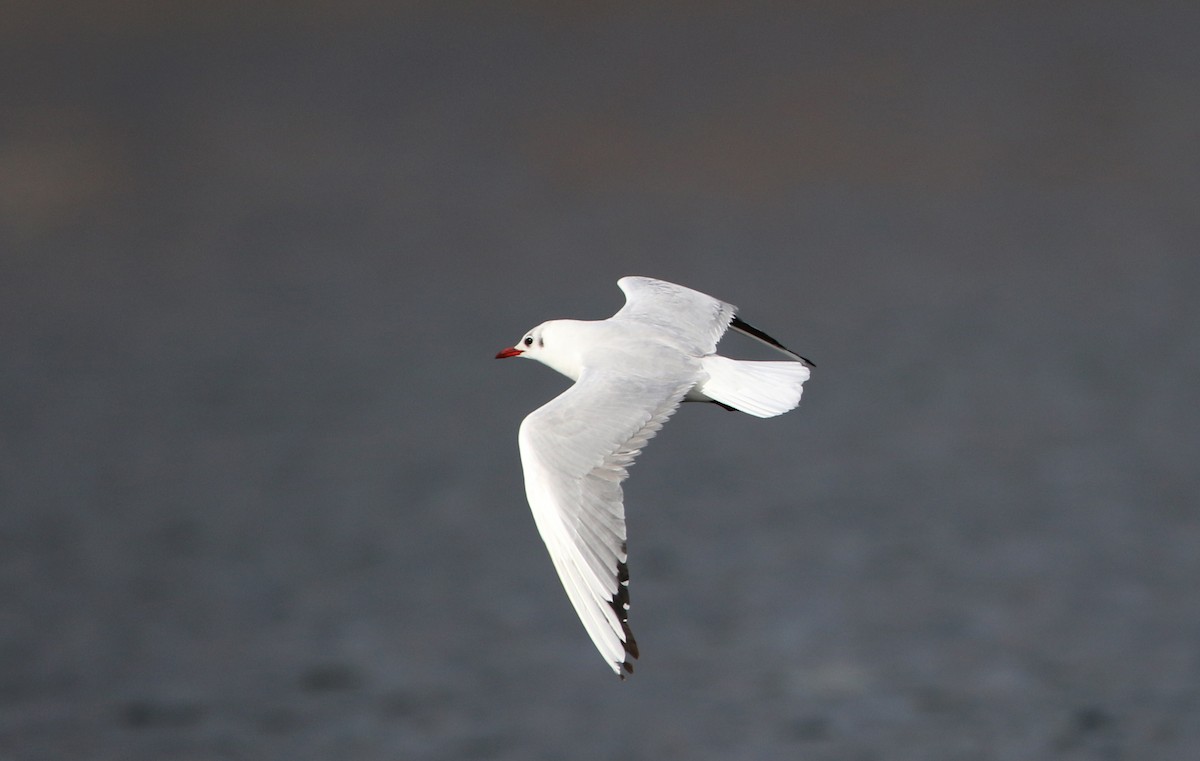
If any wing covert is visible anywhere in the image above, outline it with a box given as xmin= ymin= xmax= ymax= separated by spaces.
xmin=613 ymin=276 xmax=737 ymax=355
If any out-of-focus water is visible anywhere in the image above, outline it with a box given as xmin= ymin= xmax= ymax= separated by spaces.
xmin=2 ymin=3 xmax=1198 ymax=759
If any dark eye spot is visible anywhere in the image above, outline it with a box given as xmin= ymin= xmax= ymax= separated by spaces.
xmin=524 ymin=336 xmax=534 ymax=347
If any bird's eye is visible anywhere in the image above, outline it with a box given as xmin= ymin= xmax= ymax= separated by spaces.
xmin=524 ymin=336 xmax=534 ymax=347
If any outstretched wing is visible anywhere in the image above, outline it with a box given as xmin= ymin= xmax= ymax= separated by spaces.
xmin=517 ymin=369 xmax=692 ymax=677
xmin=615 ymin=277 xmax=814 ymax=367
xmin=613 ymin=276 xmax=737 ymax=355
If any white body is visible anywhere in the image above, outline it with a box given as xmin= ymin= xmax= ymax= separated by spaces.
xmin=497 ymin=276 xmax=811 ymax=677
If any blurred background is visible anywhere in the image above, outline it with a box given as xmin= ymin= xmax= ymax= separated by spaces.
xmin=2 ymin=1 xmax=1198 ymax=759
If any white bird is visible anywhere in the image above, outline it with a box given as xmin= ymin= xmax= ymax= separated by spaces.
xmin=495 ymin=276 xmax=813 ymax=677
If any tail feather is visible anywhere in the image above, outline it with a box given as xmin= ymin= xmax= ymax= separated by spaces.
xmin=696 ymin=356 xmax=810 ymax=418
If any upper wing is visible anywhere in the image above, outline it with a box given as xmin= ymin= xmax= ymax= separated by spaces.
xmin=612 ymin=276 xmax=737 ymax=355
xmin=517 ymin=369 xmax=693 ymax=677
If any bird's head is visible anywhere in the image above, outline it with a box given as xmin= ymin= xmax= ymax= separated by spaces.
xmin=495 ymin=324 xmax=541 ymax=359
xmin=494 ymin=321 xmax=582 ymax=380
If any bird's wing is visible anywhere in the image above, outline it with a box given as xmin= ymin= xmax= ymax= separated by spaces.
xmin=518 ymin=368 xmax=693 ymax=677
xmin=729 ymin=316 xmax=816 ymax=367
xmin=613 ymin=276 xmax=737 ymax=355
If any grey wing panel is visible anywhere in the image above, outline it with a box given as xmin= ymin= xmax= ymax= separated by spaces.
xmin=612 ymin=277 xmax=737 ymax=355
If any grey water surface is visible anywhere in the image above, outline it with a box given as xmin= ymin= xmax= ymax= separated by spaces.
xmin=2 ymin=2 xmax=1198 ymax=759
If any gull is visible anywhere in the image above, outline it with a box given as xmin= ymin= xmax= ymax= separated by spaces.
xmin=495 ymin=276 xmax=813 ymax=677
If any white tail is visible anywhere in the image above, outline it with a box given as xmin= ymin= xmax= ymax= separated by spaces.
xmin=695 ymin=356 xmax=810 ymax=418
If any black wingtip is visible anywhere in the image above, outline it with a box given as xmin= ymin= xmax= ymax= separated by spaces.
xmin=608 ymin=556 xmax=639 ymax=678
xmin=618 ymin=659 xmax=634 ymax=680
xmin=730 ymin=315 xmax=816 ymax=367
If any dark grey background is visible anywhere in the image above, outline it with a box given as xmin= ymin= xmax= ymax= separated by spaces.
xmin=2 ymin=2 xmax=1198 ymax=759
